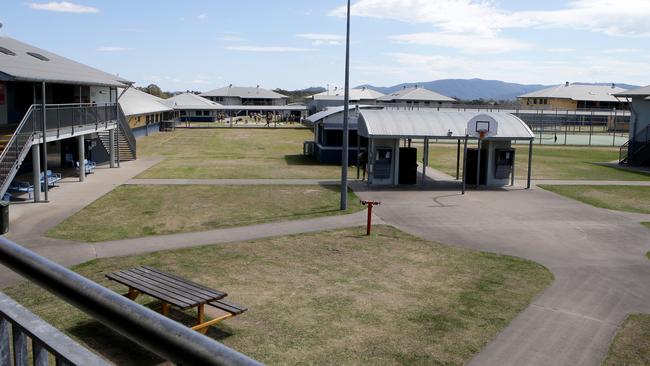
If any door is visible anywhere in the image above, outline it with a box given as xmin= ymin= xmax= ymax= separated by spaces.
xmin=398 ymin=147 xmax=418 ymax=184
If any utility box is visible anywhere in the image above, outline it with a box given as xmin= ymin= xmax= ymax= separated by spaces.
xmin=494 ymin=149 xmax=515 ymax=180
xmin=465 ymin=141 xmax=515 ymax=187
xmin=0 ymin=200 xmax=9 ymax=235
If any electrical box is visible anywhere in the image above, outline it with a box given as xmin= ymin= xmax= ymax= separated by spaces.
xmin=374 ymin=148 xmax=392 ymax=179
xmin=494 ymin=149 xmax=515 ymax=179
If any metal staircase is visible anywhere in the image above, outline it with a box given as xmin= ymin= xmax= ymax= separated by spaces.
xmin=619 ymin=125 xmax=650 ymax=166
xmin=97 ymin=106 xmax=136 ymax=162
xmin=0 ymin=105 xmax=39 ymax=198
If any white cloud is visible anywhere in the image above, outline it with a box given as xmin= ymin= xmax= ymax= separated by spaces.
xmin=547 ymin=48 xmax=576 ymax=53
xmin=601 ymin=48 xmax=641 ymax=54
xmin=29 ymin=1 xmax=99 ymax=13
xmin=390 ymin=32 xmax=531 ymax=54
xmin=198 ymin=13 xmax=208 ymax=20
xmin=96 ymin=46 xmax=129 ymax=52
xmin=218 ymin=35 xmax=245 ymax=42
xmin=297 ymin=33 xmax=344 ymax=46
xmin=224 ymin=46 xmax=312 ymax=52
xmin=191 ymin=79 xmax=210 ymax=84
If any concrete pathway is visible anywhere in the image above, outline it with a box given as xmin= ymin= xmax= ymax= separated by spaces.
xmin=126 ymin=178 xmax=341 ymax=186
xmin=533 ymin=179 xmax=650 ymax=186
xmin=351 ymin=171 xmax=650 ymax=366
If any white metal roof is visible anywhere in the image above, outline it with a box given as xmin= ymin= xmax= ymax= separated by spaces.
xmin=358 ymin=110 xmax=534 ymax=140
xmin=215 ymin=105 xmax=307 ymax=111
xmin=200 ymin=85 xmax=288 ymax=99
xmin=518 ymin=84 xmax=627 ymax=102
xmin=309 ymin=87 xmax=385 ymax=101
xmin=377 ymin=86 xmax=455 ymax=102
xmin=162 ymin=93 xmax=223 ymax=110
xmin=0 ymin=36 xmax=131 ymax=87
xmin=305 ymin=105 xmax=382 ymax=125
xmin=118 ymin=88 xmax=172 ymax=116
xmin=614 ymin=85 xmax=650 ymax=97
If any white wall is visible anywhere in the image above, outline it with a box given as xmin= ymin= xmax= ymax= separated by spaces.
xmin=90 ymin=86 xmax=111 ymax=106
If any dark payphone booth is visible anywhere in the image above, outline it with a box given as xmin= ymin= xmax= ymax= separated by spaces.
xmin=398 ymin=147 xmax=418 ymax=185
xmin=374 ymin=148 xmax=392 ymax=179
xmin=494 ymin=149 xmax=515 ymax=179
xmin=464 ymin=148 xmax=488 ymax=185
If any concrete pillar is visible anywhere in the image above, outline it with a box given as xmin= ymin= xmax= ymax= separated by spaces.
xmin=31 ymin=144 xmax=41 ymax=202
xmin=78 ymin=135 xmax=85 ymax=182
xmin=109 ymin=129 xmax=116 ymax=168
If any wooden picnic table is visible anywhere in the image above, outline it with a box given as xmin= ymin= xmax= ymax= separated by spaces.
xmin=106 ymin=266 xmax=238 ymax=334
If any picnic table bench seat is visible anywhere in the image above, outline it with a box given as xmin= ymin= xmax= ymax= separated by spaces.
xmin=106 ymin=266 xmax=246 ymax=334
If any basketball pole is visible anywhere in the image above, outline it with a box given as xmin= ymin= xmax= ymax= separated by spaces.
xmin=340 ymin=0 xmax=351 ymax=211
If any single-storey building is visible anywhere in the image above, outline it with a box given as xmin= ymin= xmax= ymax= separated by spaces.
xmin=615 ymin=86 xmax=650 ymax=166
xmin=518 ymin=83 xmax=628 ymax=110
xmin=306 ymin=87 xmax=385 ymax=113
xmin=0 ymin=35 xmax=134 ymax=202
xmin=376 ymin=86 xmax=456 ymax=108
xmin=305 ymin=105 xmax=382 ymax=164
xmin=357 ymin=110 xmax=535 ymax=189
xmin=162 ymin=93 xmax=222 ymax=122
xmin=200 ymin=85 xmax=289 ymax=106
xmin=119 ymin=87 xmax=178 ymax=137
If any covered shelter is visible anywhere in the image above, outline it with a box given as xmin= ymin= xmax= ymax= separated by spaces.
xmin=357 ymin=110 xmax=535 ymax=191
xmin=118 ymin=88 xmax=177 ymax=136
xmin=162 ymin=93 xmax=222 ymax=122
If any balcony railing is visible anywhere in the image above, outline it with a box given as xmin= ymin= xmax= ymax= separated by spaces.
xmin=0 ymin=236 xmax=262 ymax=366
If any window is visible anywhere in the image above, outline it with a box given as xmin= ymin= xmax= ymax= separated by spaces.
xmin=26 ymin=52 xmax=50 ymax=61
xmin=0 ymin=47 xmax=16 ymax=56
xmin=180 ymin=110 xmax=187 ymax=116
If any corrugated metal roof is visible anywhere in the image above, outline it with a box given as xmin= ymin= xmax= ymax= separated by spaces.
xmin=518 ymin=84 xmax=627 ymax=102
xmin=358 ymin=110 xmax=534 ymax=140
xmin=377 ymin=86 xmax=455 ymax=102
xmin=216 ymin=105 xmax=307 ymax=111
xmin=162 ymin=93 xmax=223 ymax=110
xmin=0 ymin=36 xmax=131 ymax=87
xmin=200 ymin=85 xmax=288 ymax=99
xmin=305 ymin=105 xmax=382 ymax=125
xmin=614 ymin=85 xmax=650 ymax=97
xmin=118 ymin=88 xmax=172 ymax=116
xmin=309 ymin=87 xmax=385 ymax=101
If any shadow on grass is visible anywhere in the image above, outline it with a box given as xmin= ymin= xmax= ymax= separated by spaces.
xmin=67 ymin=301 xmax=234 ymax=366
xmin=284 ymin=154 xmax=329 ymax=166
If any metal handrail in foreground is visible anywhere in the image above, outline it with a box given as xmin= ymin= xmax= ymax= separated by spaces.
xmin=0 ymin=237 xmax=262 ymax=366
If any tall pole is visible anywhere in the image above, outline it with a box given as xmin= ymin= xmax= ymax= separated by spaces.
xmin=41 ymin=81 xmax=48 ymax=202
xmin=340 ymin=0 xmax=351 ymax=211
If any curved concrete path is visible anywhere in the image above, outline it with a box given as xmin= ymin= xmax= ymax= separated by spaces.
xmin=351 ymin=179 xmax=650 ymax=366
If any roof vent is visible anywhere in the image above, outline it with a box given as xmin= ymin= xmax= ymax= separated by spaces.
xmin=229 ymin=84 xmax=232 ymax=88
xmin=611 ymin=83 xmax=616 ymax=89
xmin=27 ymin=52 xmax=50 ymax=61
xmin=565 ymin=81 xmax=570 ymax=87
xmin=0 ymin=47 xmax=16 ymax=56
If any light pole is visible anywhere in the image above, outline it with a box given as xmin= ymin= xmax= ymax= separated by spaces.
xmin=340 ymin=0 xmax=351 ymax=211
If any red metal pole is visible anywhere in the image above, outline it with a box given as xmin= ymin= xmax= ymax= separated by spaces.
xmin=367 ymin=203 xmax=373 ymax=235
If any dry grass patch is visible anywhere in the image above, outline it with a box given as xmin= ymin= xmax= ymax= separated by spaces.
xmin=136 ymin=128 xmax=351 ymax=179
xmin=539 ymin=185 xmax=650 ymax=214
xmin=603 ymin=314 xmax=650 ymax=366
xmin=5 ymin=226 xmax=553 ymax=365
xmin=46 ymin=185 xmax=362 ymax=242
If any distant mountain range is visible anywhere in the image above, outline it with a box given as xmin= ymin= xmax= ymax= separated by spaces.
xmin=355 ymin=79 xmax=640 ymax=101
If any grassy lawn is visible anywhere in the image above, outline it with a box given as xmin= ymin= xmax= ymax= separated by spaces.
xmin=137 ymin=128 xmax=353 ymax=179
xmin=538 ymin=185 xmax=650 ymax=214
xmin=602 ymin=314 xmax=650 ymax=366
xmin=419 ymin=143 xmax=650 ymax=181
xmin=643 ymin=223 xmax=650 ymax=230
xmin=47 ymin=185 xmax=363 ymax=242
xmin=5 ymin=226 xmax=553 ymax=365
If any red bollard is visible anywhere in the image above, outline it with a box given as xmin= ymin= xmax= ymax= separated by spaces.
xmin=361 ymin=201 xmax=381 ymax=235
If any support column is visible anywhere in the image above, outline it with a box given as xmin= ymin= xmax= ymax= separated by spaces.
xmin=456 ymin=139 xmax=461 ymax=180
xmin=31 ymin=144 xmax=41 ymax=203
xmin=78 ymin=135 xmax=85 ymax=182
xmin=462 ymin=136 xmax=468 ymax=195
xmin=41 ymin=82 xmax=48 ymax=202
xmin=527 ymin=140 xmax=533 ymax=189
xmin=421 ymin=137 xmax=429 ymax=187
xmin=109 ymin=129 xmax=116 ymax=168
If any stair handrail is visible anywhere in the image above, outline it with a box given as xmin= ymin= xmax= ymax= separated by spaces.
xmin=621 ymin=124 xmax=650 ymax=164
xmin=0 ymin=104 xmax=37 ymax=164
xmin=0 ymin=104 xmax=39 ymax=197
xmin=117 ymin=104 xmax=137 ymax=159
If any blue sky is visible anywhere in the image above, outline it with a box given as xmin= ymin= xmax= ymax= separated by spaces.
xmin=1 ymin=0 xmax=649 ymax=91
